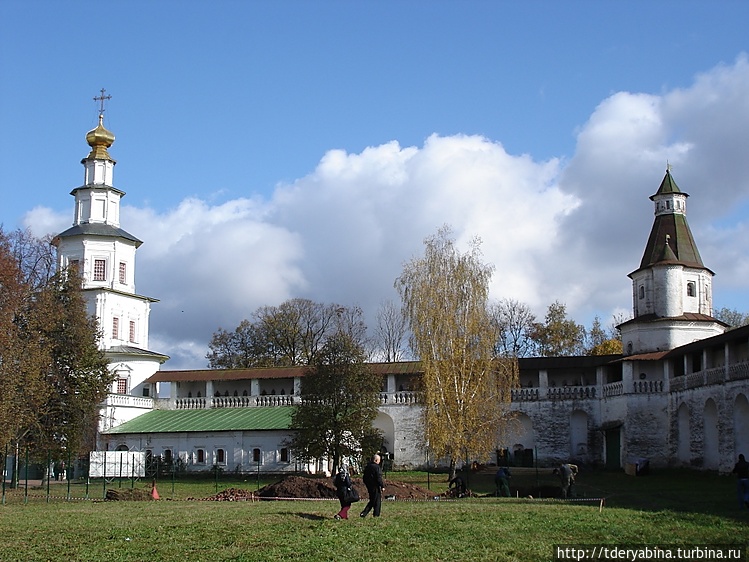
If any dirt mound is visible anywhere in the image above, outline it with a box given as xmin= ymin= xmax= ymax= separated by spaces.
xmin=191 ymin=487 xmax=257 ymax=501
xmin=255 ymin=475 xmax=434 ymax=501
xmin=375 ymin=478 xmax=435 ymax=500
xmin=105 ymin=487 xmax=154 ymax=501
xmin=258 ymin=475 xmax=339 ymax=499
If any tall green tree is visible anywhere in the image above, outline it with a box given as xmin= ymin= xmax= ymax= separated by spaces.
xmin=255 ymin=298 xmax=334 ymax=366
xmin=31 ymin=268 xmax=111 ymax=455
xmin=586 ymin=315 xmax=623 ymax=356
xmin=396 ymin=226 xmax=516 ymax=477
xmin=206 ymin=299 xmax=367 ymax=368
xmin=205 ymin=320 xmax=271 ymax=368
xmin=0 ymin=231 xmax=50 ymax=456
xmin=0 ymin=228 xmax=111 ymax=471
xmin=289 ymin=332 xmax=382 ymax=473
xmin=530 ymin=301 xmax=587 ymax=356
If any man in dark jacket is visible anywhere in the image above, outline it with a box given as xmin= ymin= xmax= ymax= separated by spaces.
xmin=360 ymin=453 xmax=385 ymax=518
xmin=733 ymin=454 xmax=749 ymax=508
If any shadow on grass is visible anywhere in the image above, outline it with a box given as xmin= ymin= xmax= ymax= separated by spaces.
xmin=576 ymin=469 xmax=748 ymax=518
xmin=285 ymin=512 xmax=329 ymax=521
xmin=521 ymin=468 xmax=747 ymax=522
xmin=399 ymin=467 xmax=749 ymax=522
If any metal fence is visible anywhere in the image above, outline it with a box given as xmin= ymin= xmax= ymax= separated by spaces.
xmin=1 ymin=445 xmax=303 ymax=504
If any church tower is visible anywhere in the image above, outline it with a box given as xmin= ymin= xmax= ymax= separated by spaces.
xmin=52 ymin=93 xmax=168 ymax=431
xmin=619 ymin=169 xmax=726 ymax=355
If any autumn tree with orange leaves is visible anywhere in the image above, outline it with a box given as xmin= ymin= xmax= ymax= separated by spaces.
xmin=396 ymin=226 xmax=517 ymax=478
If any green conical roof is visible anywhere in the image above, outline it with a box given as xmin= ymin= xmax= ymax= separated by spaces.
xmin=636 ymin=171 xmax=708 ymax=273
xmin=650 ymin=169 xmax=688 ymax=198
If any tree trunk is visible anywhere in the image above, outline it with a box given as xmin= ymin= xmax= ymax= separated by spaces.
xmin=10 ymin=441 xmax=20 ymax=489
xmin=448 ymin=458 xmax=456 ymax=480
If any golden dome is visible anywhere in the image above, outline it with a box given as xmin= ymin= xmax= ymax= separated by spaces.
xmin=84 ymin=114 xmax=116 ymax=161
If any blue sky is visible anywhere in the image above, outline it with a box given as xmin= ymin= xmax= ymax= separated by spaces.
xmin=2 ymin=1 xmax=749 ymax=368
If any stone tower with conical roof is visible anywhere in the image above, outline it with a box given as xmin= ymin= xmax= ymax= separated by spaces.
xmin=619 ymin=169 xmax=726 ymax=355
xmin=52 ymin=97 xmax=168 ymax=434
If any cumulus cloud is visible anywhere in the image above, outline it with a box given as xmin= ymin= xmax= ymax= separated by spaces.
xmin=24 ymin=206 xmax=71 ymax=237
xmin=557 ymin=54 xmax=749 ymax=320
xmin=22 ymin=56 xmax=749 ymax=369
xmin=129 ymin=134 xmax=575 ymax=368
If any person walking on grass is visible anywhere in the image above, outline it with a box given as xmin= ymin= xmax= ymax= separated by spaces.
xmin=360 ymin=453 xmax=385 ymax=518
xmin=333 ymin=464 xmax=355 ymax=520
xmin=733 ymin=454 xmax=749 ymax=509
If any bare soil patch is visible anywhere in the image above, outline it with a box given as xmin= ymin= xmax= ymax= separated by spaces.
xmin=105 ymin=475 xmax=436 ymax=502
xmin=190 ymin=475 xmax=434 ymax=502
xmin=191 ymin=487 xmax=257 ymax=501
xmin=105 ymin=488 xmax=155 ymax=501
xmin=257 ymin=475 xmax=434 ymax=500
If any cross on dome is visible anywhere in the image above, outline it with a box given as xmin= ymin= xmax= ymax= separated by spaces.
xmin=84 ymin=89 xmax=116 ymax=162
xmin=94 ymin=88 xmax=112 ymax=117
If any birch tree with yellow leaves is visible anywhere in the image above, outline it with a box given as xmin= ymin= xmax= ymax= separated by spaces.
xmin=396 ymin=226 xmax=517 ymax=476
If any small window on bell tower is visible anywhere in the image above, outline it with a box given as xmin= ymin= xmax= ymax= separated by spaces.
xmin=94 ymin=259 xmax=106 ymax=281
xmin=687 ymin=282 xmax=696 ymax=297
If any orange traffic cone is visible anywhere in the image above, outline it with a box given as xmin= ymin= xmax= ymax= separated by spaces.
xmin=151 ymin=479 xmax=160 ymax=500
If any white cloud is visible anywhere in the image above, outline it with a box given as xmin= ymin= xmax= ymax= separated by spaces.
xmin=555 ymin=53 xmax=749 ymax=322
xmin=122 ymin=133 xmax=576 ymax=368
xmin=127 ymin=198 xmax=307 ymax=345
xmin=22 ymin=56 xmax=749 ymax=369
xmin=23 ymin=206 xmax=69 ymax=238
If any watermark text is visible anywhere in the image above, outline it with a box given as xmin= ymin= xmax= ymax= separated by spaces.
xmin=554 ymin=545 xmax=745 ymax=562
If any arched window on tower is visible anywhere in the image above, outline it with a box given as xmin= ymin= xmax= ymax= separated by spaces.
xmin=687 ymin=282 xmax=696 ymax=297
xmin=639 ymin=286 xmax=645 ymax=299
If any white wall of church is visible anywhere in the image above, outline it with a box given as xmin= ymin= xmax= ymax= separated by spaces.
xmin=104 ymin=430 xmax=299 ymax=474
xmin=99 ymin=395 xmax=155 ymax=434
xmin=96 ymin=292 xmax=152 ymax=350
xmin=108 ymin=357 xmax=162 ymax=396
xmin=56 ymin=238 xmax=137 ymax=292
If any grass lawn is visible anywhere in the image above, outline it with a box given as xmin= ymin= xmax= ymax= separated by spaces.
xmin=1 ymin=468 xmax=747 ymax=561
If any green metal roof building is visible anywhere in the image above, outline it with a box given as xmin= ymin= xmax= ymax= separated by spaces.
xmin=104 ymin=406 xmax=294 ymax=434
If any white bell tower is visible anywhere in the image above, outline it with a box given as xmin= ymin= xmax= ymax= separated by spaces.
xmin=619 ymin=169 xmax=725 ymax=355
xmin=52 ymin=90 xmax=168 ymax=433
